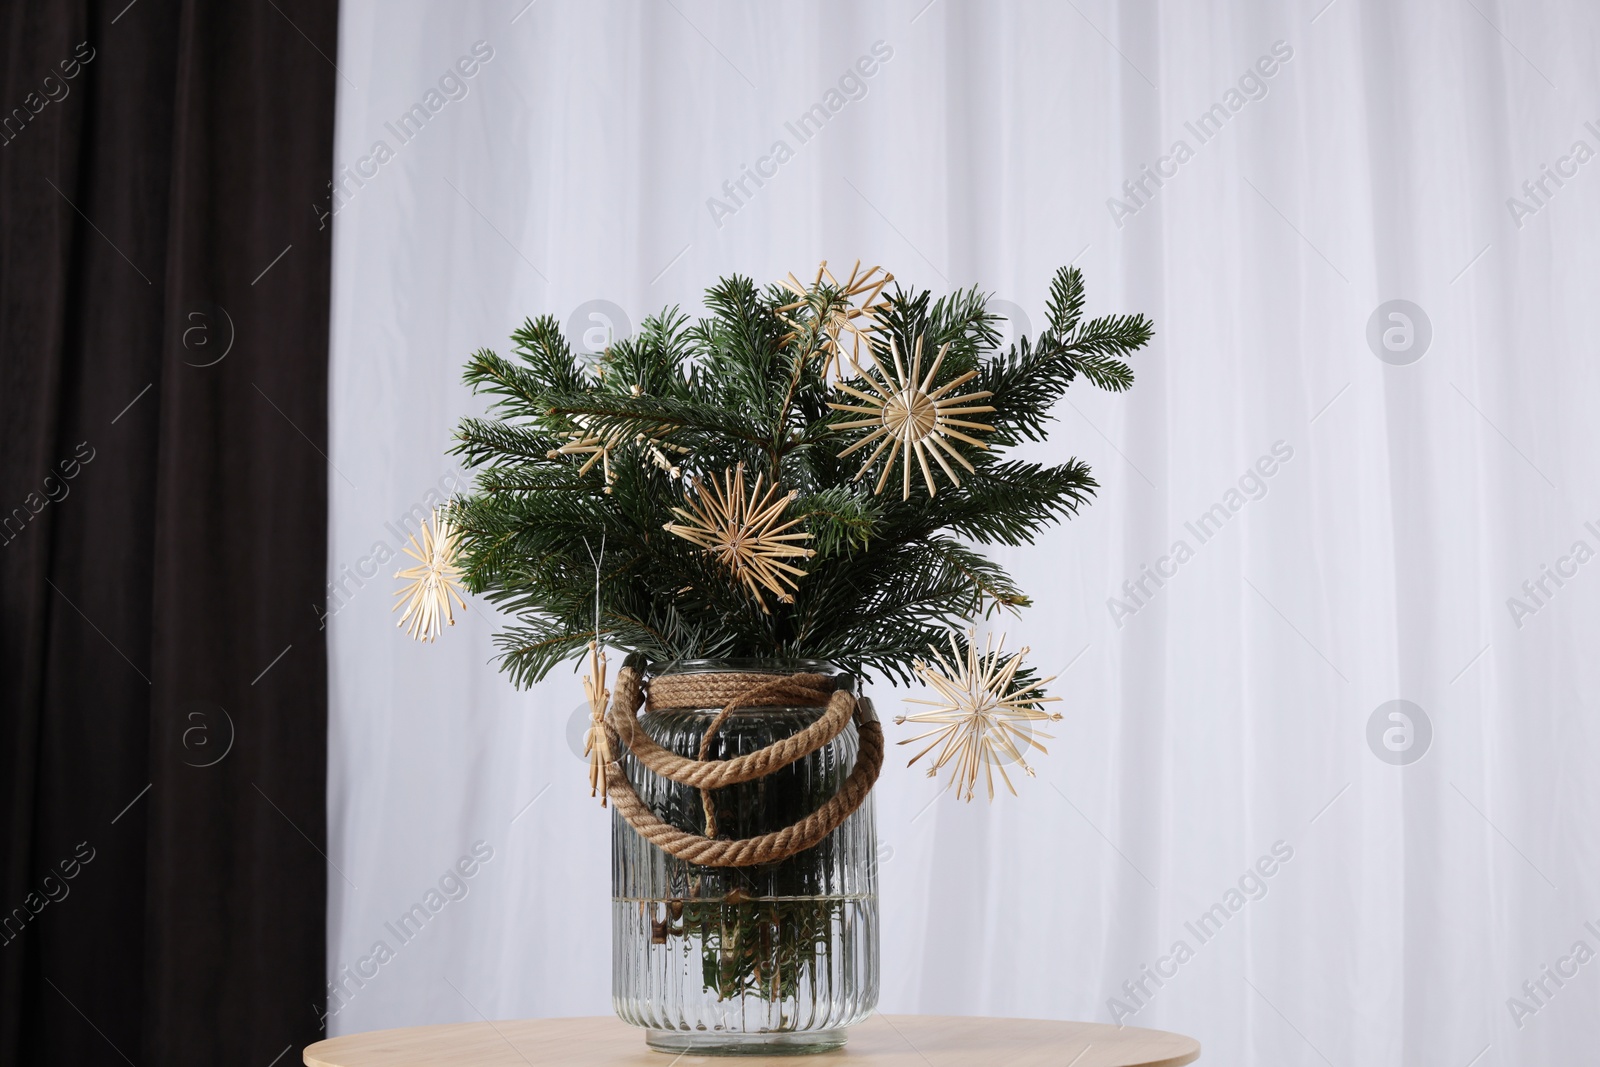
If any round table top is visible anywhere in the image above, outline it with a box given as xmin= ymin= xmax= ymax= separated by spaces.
xmin=304 ymin=1014 xmax=1200 ymax=1066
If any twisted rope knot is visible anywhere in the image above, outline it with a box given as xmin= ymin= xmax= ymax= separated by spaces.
xmin=603 ymin=666 xmax=882 ymax=867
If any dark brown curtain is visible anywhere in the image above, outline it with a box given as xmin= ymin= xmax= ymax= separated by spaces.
xmin=0 ymin=1 xmax=337 ymax=1063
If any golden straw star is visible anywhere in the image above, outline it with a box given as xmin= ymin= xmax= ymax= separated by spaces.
xmin=896 ymin=629 xmax=1061 ymax=801
xmin=829 ymin=335 xmax=996 ymax=500
xmin=546 ymin=385 xmax=684 ymax=491
xmin=777 ymin=259 xmax=893 ymax=377
xmin=546 ymin=414 xmax=624 ymax=488
xmin=581 ymin=640 xmax=612 ymax=805
xmin=663 ymin=463 xmax=815 ymax=612
xmin=392 ymin=507 xmax=468 ymax=641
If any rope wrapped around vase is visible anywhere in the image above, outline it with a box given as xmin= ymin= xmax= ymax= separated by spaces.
xmin=602 ymin=666 xmax=883 ymax=868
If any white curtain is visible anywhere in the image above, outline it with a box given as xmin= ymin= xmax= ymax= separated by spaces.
xmin=327 ymin=2 xmax=1600 ymax=1062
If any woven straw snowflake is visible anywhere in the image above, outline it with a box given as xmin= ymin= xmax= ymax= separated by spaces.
xmin=580 ymin=640 xmax=612 ymax=805
xmin=830 ymin=334 xmax=996 ymax=500
xmin=897 ymin=629 xmax=1061 ymax=801
xmin=663 ymin=464 xmax=815 ymax=611
xmin=777 ymin=259 xmax=893 ymax=377
xmin=393 ymin=507 xmax=468 ymax=641
xmin=546 ymin=385 xmax=684 ymax=491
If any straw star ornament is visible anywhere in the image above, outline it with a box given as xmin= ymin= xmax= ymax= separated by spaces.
xmin=830 ymin=335 xmax=997 ymax=500
xmin=581 ymin=640 xmax=613 ymax=804
xmin=546 ymin=385 xmax=684 ymax=490
xmin=393 ymin=507 xmax=468 ymax=641
xmin=546 ymin=414 xmax=625 ymax=490
xmin=777 ymin=259 xmax=893 ymax=377
xmin=897 ymin=629 xmax=1062 ymax=801
xmin=663 ymin=464 xmax=815 ymax=611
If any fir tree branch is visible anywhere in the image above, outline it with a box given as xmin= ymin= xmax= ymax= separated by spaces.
xmin=446 ymin=263 xmax=1149 ymax=686
xmin=794 ymin=486 xmax=881 ymax=558
xmin=1041 ymin=266 xmax=1152 ymax=394
xmin=543 ymin=393 xmax=770 ymax=451
xmin=1045 ymin=266 xmax=1087 ymax=336
xmin=913 ymin=459 xmax=1098 ymax=545
xmin=451 ymin=418 xmax=564 ymax=466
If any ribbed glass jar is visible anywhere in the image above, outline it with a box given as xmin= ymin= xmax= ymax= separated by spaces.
xmin=612 ymin=659 xmax=879 ymax=1055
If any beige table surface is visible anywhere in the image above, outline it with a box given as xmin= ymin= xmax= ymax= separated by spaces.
xmin=304 ymin=1014 xmax=1200 ymax=1066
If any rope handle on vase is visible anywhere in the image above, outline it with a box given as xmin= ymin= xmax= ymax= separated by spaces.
xmin=601 ymin=665 xmax=883 ymax=868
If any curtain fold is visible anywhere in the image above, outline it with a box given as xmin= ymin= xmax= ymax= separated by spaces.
xmin=0 ymin=1 xmax=337 ymax=1063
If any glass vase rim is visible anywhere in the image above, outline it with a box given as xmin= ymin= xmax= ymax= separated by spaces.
xmin=643 ymin=656 xmax=853 ymax=682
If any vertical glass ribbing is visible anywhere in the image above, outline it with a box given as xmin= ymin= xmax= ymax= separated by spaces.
xmin=611 ymin=662 xmax=879 ymax=1052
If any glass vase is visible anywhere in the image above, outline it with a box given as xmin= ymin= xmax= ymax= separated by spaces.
xmin=611 ymin=659 xmax=879 ymax=1055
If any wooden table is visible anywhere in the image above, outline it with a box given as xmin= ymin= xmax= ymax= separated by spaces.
xmin=304 ymin=1014 xmax=1200 ymax=1066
